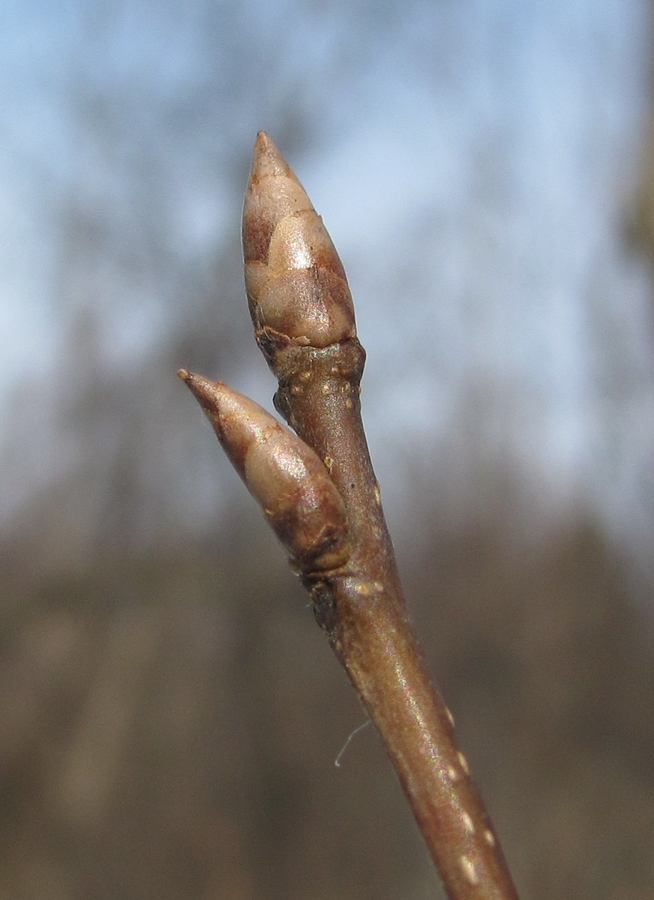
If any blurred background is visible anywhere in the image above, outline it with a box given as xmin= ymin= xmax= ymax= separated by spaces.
xmin=2 ymin=0 xmax=654 ymax=897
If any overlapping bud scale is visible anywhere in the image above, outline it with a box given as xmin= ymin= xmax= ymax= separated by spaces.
xmin=178 ymin=370 xmax=350 ymax=575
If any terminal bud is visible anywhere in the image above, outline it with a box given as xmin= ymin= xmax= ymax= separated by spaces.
xmin=243 ymin=131 xmax=356 ymax=348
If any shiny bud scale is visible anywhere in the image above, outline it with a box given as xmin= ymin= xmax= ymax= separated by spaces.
xmin=242 ymin=131 xmax=356 ymax=348
xmin=178 ymin=370 xmax=350 ymax=574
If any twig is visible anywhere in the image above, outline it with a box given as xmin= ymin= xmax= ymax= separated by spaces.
xmin=179 ymin=132 xmax=520 ymax=900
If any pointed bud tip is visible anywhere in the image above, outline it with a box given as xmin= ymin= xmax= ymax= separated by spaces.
xmin=179 ymin=372 xmax=256 ymax=427
xmin=250 ymin=131 xmax=293 ymax=182
xmin=178 ymin=368 xmax=207 ymax=393
xmin=178 ymin=369 xmax=223 ymax=411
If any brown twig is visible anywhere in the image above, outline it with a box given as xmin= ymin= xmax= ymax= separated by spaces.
xmin=179 ymin=132 xmax=520 ymax=900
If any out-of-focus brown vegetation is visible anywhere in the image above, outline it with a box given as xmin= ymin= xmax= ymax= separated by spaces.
xmin=1 ymin=499 xmax=653 ymax=900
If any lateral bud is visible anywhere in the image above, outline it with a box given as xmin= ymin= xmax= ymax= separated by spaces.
xmin=178 ymin=369 xmax=351 ymax=575
xmin=242 ymin=131 xmax=356 ymax=348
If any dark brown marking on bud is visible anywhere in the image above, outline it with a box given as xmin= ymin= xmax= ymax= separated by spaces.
xmin=268 ymin=482 xmax=350 ymax=574
xmin=309 ymin=581 xmax=340 ymax=638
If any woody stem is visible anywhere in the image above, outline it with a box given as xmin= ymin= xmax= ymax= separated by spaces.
xmin=258 ymin=329 xmax=519 ymax=900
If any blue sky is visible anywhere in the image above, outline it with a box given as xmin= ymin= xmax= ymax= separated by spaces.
xmin=2 ymin=0 xmax=654 ymax=571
